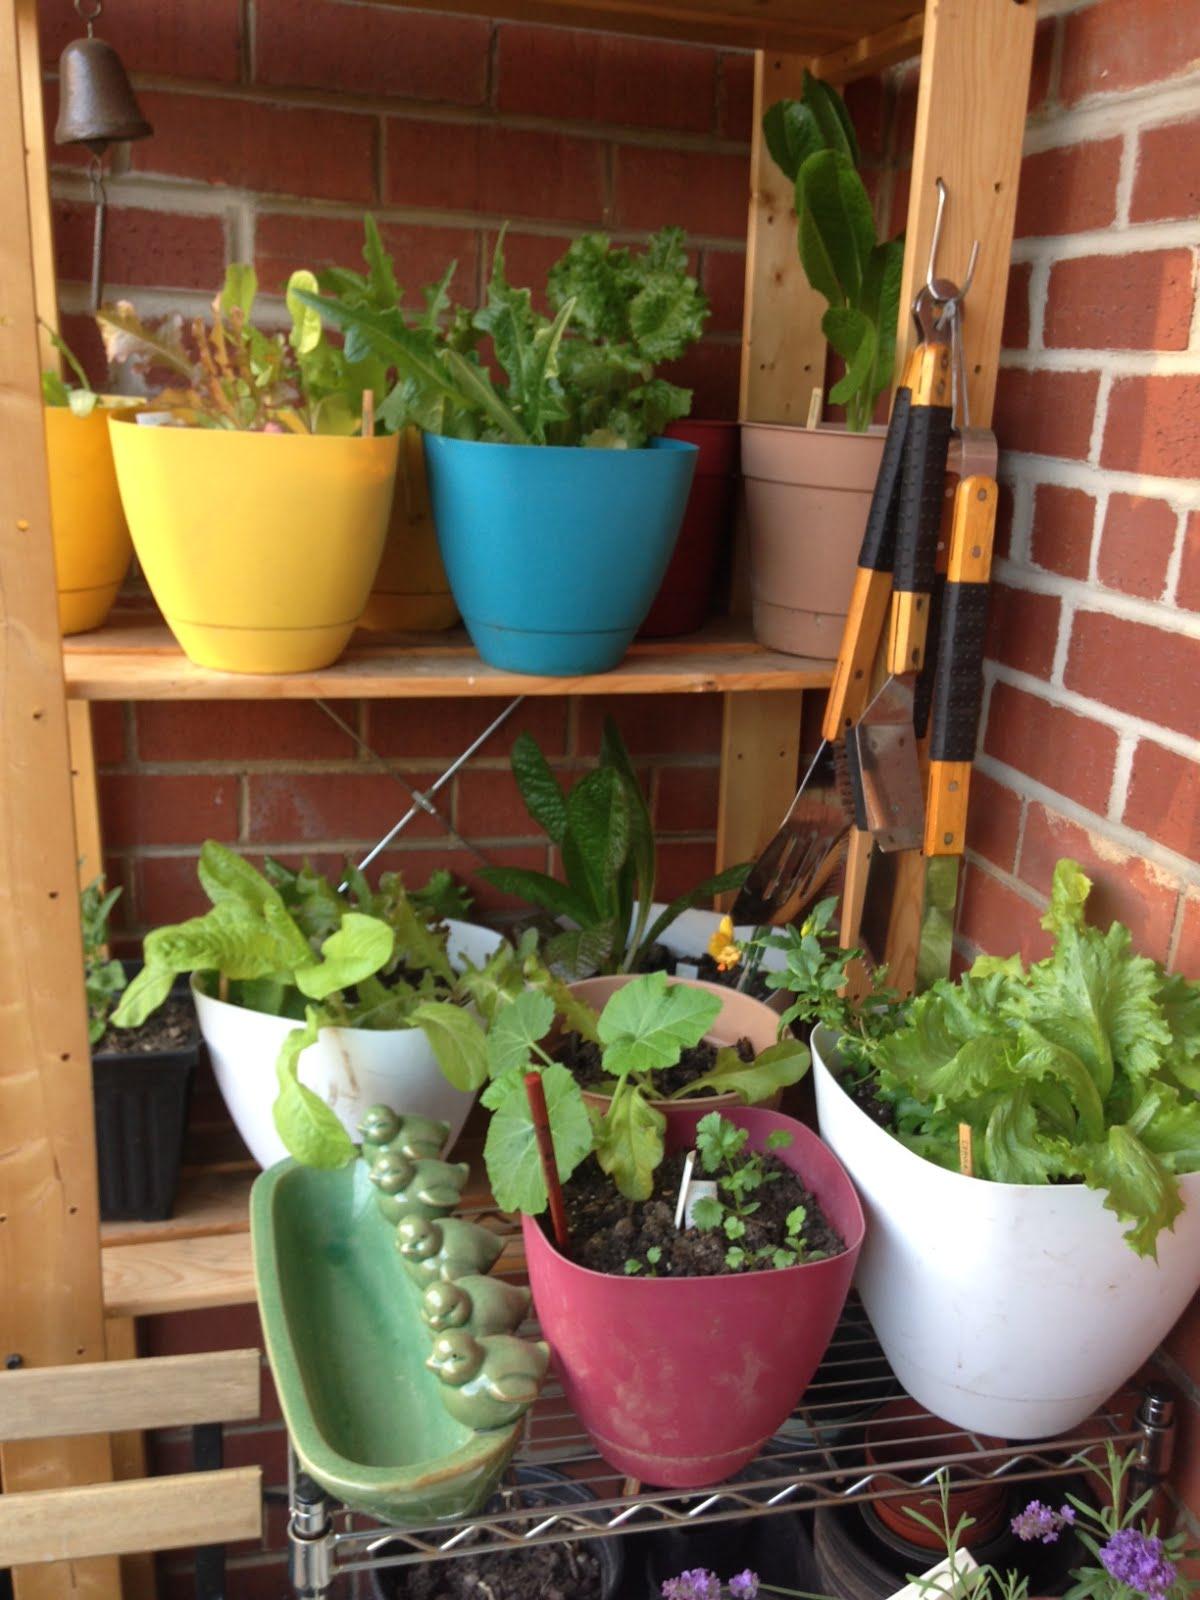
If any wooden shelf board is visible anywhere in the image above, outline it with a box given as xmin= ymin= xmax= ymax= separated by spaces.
xmin=366 ymin=0 xmax=921 ymax=56
xmin=63 ymin=617 xmax=834 ymax=701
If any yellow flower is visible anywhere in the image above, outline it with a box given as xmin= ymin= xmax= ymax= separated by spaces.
xmin=708 ymin=914 xmax=743 ymax=973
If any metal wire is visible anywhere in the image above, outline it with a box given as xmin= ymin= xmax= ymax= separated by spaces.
xmin=296 ymin=1210 xmax=1141 ymax=1579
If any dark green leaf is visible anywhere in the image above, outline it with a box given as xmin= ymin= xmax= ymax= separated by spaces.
xmin=511 ymin=733 xmax=569 ymax=845
xmin=483 ymin=1062 xmax=594 ymax=1213
xmin=599 ymin=971 xmax=722 ymax=1079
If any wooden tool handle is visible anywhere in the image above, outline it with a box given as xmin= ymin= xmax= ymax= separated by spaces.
xmin=888 ymin=341 xmax=953 ymax=675
xmin=924 ymin=475 xmax=998 ymax=857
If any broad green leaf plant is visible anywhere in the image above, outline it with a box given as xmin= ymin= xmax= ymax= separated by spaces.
xmin=112 ymin=843 xmax=490 ymax=1168
xmin=298 ymin=219 xmax=709 ymax=449
xmin=428 ymin=969 xmax=809 ymax=1214
xmin=762 ymin=71 xmax=904 ymax=431
xmin=848 ymin=859 xmax=1200 ymax=1257
xmin=480 ymin=717 xmax=750 ymax=976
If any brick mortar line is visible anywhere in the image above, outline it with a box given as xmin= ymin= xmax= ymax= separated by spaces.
xmin=1161 ymin=507 xmax=1191 ymax=608
xmin=1023 ymin=73 xmax=1200 ymax=151
xmin=998 ymin=451 xmax=1200 ymax=510
xmin=97 ymin=757 xmax=724 ymax=776
xmin=960 ymin=850 xmax=1048 ymax=911
xmin=49 ymin=170 xmax=752 ymax=257
xmin=974 ymin=753 xmax=1200 ymax=891
xmin=1105 ymin=732 xmax=1137 ymax=826
xmin=1000 ymin=350 xmax=1200 ymax=377
xmin=1165 ymin=888 xmax=1187 ymax=971
xmin=1085 ymin=368 xmax=1113 ymax=474
xmin=992 ymin=555 xmax=1200 ymax=640
xmin=983 ymin=656 xmax=1200 ymax=763
xmin=106 ymin=830 xmax=719 ymax=857
xmin=1010 ymin=220 xmax=1200 ymax=261
xmin=42 ymin=68 xmax=754 ymax=158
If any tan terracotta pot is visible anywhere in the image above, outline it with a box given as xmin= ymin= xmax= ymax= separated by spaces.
xmin=359 ymin=426 xmax=458 ymax=632
xmin=567 ymin=973 xmax=784 ymax=1115
xmin=742 ymin=423 xmax=885 ymax=659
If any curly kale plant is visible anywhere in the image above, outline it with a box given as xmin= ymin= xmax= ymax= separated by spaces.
xmin=851 ymin=859 xmax=1200 ymax=1257
xmin=300 ymin=221 xmax=708 ymax=448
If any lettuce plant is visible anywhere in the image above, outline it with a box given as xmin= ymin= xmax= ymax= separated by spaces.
xmin=851 ymin=859 xmax=1200 ymax=1256
xmin=480 ymin=717 xmax=749 ymax=976
xmin=97 ymin=263 xmax=380 ymax=434
xmin=763 ymin=71 xmax=903 ymax=431
xmin=299 ymin=220 xmax=709 ymax=449
xmin=112 ymin=843 xmax=489 ymax=1167
xmin=433 ymin=970 xmax=808 ymax=1213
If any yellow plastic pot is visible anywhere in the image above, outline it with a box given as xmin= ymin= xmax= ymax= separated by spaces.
xmin=109 ymin=418 xmax=398 ymax=674
xmin=359 ymin=426 xmax=458 ymax=632
xmin=45 ymin=403 xmax=135 ymax=634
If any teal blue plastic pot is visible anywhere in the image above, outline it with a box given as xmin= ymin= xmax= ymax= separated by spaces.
xmin=424 ymin=434 xmax=698 ymax=675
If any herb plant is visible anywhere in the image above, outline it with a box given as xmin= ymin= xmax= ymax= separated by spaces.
xmin=461 ymin=971 xmax=808 ymax=1214
xmin=112 ymin=842 xmax=490 ymax=1168
xmin=480 ymin=718 xmax=749 ymax=976
xmin=97 ymin=263 xmax=380 ymax=434
xmin=850 ymin=859 xmax=1200 ymax=1257
xmin=41 ymin=322 xmax=99 ymax=418
xmin=763 ymin=71 xmax=903 ymax=431
xmin=690 ymin=1112 xmax=825 ymax=1271
xmin=751 ymin=896 xmax=904 ymax=1057
xmin=82 ymin=877 xmax=126 ymax=1046
xmin=301 ymin=224 xmax=708 ymax=449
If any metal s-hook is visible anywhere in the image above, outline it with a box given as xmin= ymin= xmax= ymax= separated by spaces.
xmin=925 ymin=177 xmax=980 ymax=306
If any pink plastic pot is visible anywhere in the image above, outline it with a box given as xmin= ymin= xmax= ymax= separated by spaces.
xmin=638 ymin=421 xmax=739 ymax=638
xmin=523 ymin=1106 xmax=864 ymax=1488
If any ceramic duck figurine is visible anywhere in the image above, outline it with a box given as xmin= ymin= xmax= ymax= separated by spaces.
xmin=394 ymin=1215 xmax=503 ymax=1288
xmin=421 ymin=1276 xmax=531 ymax=1339
xmin=359 ymin=1105 xmax=449 ymax=1165
xmin=425 ymin=1330 xmax=550 ymax=1432
xmin=369 ymin=1151 xmax=471 ymax=1223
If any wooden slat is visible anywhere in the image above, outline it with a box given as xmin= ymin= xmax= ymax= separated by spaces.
xmin=103 ymin=1232 xmax=259 ymax=1319
xmin=739 ymin=52 xmax=829 ymax=426
xmin=715 ymin=691 xmax=805 ymax=883
xmin=15 ymin=0 xmax=55 ymax=364
xmin=104 ymin=1318 xmax=156 ymax=1600
xmin=62 ymin=618 xmax=834 ymax=700
xmin=68 ymin=702 xmax=105 ymax=890
xmin=0 ymin=2 xmax=119 ymax=1596
xmin=0 ymin=1469 xmax=263 ymax=1566
xmin=810 ymin=12 xmax=924 ymax=83
xmin=1 ymin=1351 xmax=261 ymax=1442
xmin=363 ymin=0 xmax=919 ymax=52
xmin=881 ymin=0 xmax=1036 ymax=992
xmin=100 ymin=1168 xmax=256 ymax=1248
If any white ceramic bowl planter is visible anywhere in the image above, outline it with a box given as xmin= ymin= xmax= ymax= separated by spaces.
xmin=647 ymin=904 xmax=788 ymax=1010
xmin=812 ymin=1027 xmax=1200 ymax=1439
xmin=195 ymin=920 xmax=505 ymax=1170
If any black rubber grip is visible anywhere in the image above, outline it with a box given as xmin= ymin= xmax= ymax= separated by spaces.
xmin=913 ymin=573 xmax=945 ymax=741
xmin=930 ymin=581 xmax=991 ymax=762
xmin=858 ymin=386 xmax=912 ymax=571
xmin=893 ymin=402 xmax=953 ymax=594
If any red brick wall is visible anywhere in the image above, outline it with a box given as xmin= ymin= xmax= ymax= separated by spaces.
xmin=38 ymin=0 xmax=1200 ymax=1582
xmin=946 ymin=0 xmax=1200 ymax=1536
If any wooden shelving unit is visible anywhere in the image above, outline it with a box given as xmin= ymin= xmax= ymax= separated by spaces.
xmin=1 ymin=0 xmax=1038 ymax=1592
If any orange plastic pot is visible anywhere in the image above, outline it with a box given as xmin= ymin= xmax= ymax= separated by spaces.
xmin=359 ymin=426 xmax=458 ymax=632
xmin=864 ymin=1398 xmax=1007 ymax=1550
xmin=45 ymin=402 xmax=135 ymax=634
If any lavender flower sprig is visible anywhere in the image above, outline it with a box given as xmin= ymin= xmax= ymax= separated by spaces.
xmin=1098 ymin=1529 xmax=1178 ymax=1600
xmin=1012 ymin=1501 xmax=1077 ymax=1544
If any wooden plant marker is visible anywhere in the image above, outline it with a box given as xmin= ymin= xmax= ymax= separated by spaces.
xmin=525 ymin=1071 xmax=571 ymax=1254
xmin=958 ymin=1123 xmax=974 ymax=1177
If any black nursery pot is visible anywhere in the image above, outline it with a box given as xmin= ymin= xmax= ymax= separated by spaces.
xmin=91 ymin=971 xmax=199 ymax=1222
xmin=369 ymin=1466 xmax=625 ymax=1600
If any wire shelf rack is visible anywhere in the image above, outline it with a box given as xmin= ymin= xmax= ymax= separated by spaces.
xmin=285 ymin=1205 xmax=1158 ymax=1591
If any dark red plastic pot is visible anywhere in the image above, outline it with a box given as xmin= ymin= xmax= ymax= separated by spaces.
xmin=522 ymin=1106 xmax=865 ymax=1489
xmin=638 ymin=421 xmax=739 ymax=638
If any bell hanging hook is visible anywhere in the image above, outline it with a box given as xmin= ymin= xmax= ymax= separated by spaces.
xmin=925 ymin=176 xmax=980 ymax=307
xmin=75 ymin=0 xmax=103 ymax=36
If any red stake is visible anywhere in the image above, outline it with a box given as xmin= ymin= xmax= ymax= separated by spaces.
xmin=525 ymin=1070 xmax=571 ymax=1255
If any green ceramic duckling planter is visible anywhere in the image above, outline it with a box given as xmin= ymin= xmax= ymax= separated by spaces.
xmin=250 ymin=1103 xmax=549 ymax=1526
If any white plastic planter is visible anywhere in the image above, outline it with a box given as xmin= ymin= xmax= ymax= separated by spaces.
xmin=812 ymin=1026 xmax=1200 ymax=1439
xmin=647 ymin=904 xmax=788 ymax=1009
xmin=195 ymin=919 xmax=504 ymax=1169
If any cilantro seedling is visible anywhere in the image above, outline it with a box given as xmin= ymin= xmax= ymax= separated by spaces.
xmin=690 ymin=1112 xmax=823 ymax=1271
xmin=624 ymin=1245 xmax=664 ymax=1277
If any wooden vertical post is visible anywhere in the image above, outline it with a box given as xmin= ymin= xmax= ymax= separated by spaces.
xmin=69 ymin=703 xmax=106 ymax=891
xmin=0 ymin=1 xmax=120 ymax=1596
xmin=882 ymin=0 xmax=1037 ymax=991
xmin=715 ymin=691 xmax=805 ymax=893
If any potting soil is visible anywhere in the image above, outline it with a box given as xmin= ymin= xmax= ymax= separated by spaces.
xmin=377 ymin=1538 xmax=602 ymax=1599
xmin=562 ymin=1149 xmax=845 ymax=1277
xmin=559 ymin=1031 xmax=755 ymax=1097
xmin=95 ymin=994 xmax=195 ymax=1056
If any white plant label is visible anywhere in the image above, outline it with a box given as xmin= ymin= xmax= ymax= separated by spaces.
xmin=884 ymin=1549 xmax=981 ymax=1600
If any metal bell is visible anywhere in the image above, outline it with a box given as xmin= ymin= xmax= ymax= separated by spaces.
xmin=54 ymin=34 xmax=151 ymax=155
